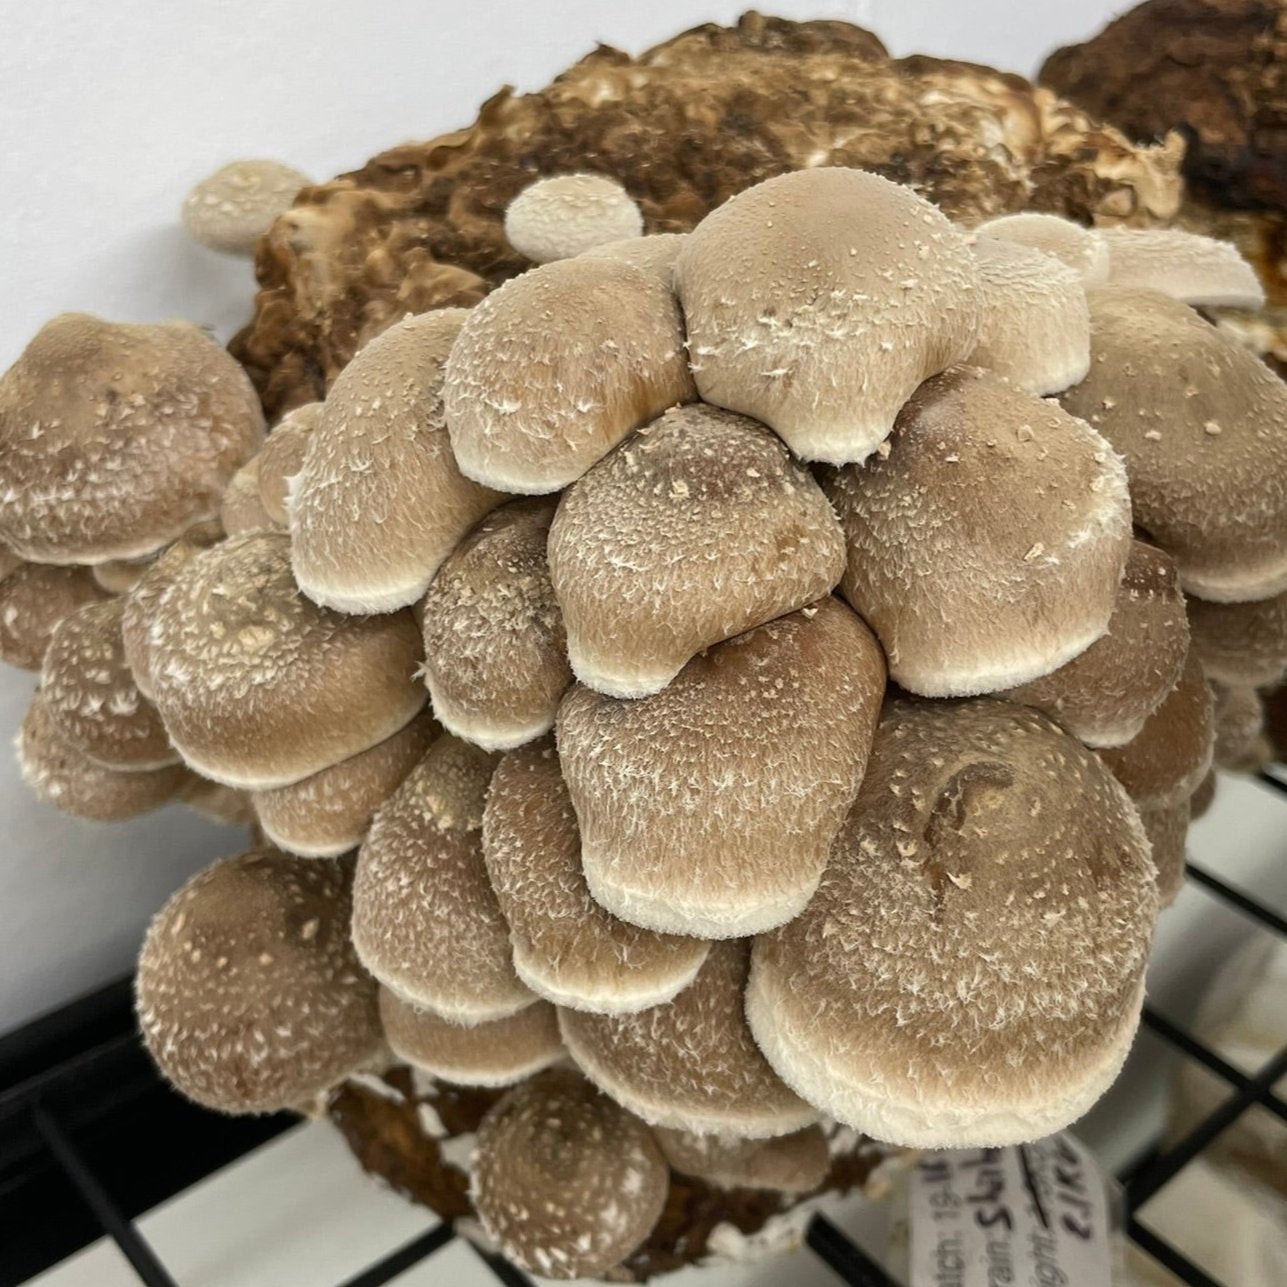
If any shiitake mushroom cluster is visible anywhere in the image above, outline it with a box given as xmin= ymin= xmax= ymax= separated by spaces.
xmin=3 ymin=165 xmax=1287 ymax=1281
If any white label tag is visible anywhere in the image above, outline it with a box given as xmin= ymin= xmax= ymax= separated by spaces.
xmin=908 ymin=1133 xmax=1113 ymax=1287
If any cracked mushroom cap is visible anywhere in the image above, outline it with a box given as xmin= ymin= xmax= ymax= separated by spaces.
xmin=291 ymin=310 xmax=502 ymax=614
xmin=557 ymin=598 xmax=886 ymax=939
xmin=251 ymin=709 xmax=436 ymax=858
xmin=219 ymin=457 xmax=279 ymax=537
xmin=966 ymin=238 xmax=1090 ymax=395
xmin=826 ymin=365 xmax=1132 ymax=697
xmin=1098 ymin=227 xmax=1265 ymax=309
xmin=1139 ymin=797 xmax=1190 ymax=909
xmin=504 ymin=174 xmax=644 ymax=264
xmin=0 ymin=314 xmax=263 ymax=564
xmin=443 ymin=256 xmax=696 ymax=494
xmin=559 ymin=939 xmax=815 ymax=1138
xmin=136 ymin=848 xmax=382 ymax=1113
xmin=654 ymin=1124 xmax=829 ymax=1194
xmin=351 ymin=734 xmax=533 ymax=1023
xmin=471 ymin=1066 xmax=668 ymax=1281
xmin=675 ymin=167 xmax=978 ymax=465
xmin=181 ymin=159 xmax=311 ymax=256
xmin=747 ymin=698 xmax=1158 ymax=1148
xmin=1188 ymin=590 xmax=1287 ymax=689
xmin=1002 ymin=540 xmax=1190 ymax=748
xmin=580 ymin=232 xmax=687 ymax=281
xmin=975 ymin=212 xmax=1109 ymax=284
xmin=1210 ymin=681 xmax=1268 ymax=773
xmin=0 ymin=563 xmax=110 ymax=671
xmin=548 ymin=403 xmax=846 ymax=698
xmin=482 ymin=736 xmax=710 ymax=1013
xmin=145 ymin=531 xmax=425 ymax=788
xmin=41 ymin=596 xmax=178 ymax=769
xmin=1060 ymin=287 xmax=1287 ymax=603
xmin=420 ymin=497 xmax=571 ymax=750
xmin=258 ymin=401 xmax=321 ymax=526
xmin=378 ymin=986 xmax=563 ymax=1087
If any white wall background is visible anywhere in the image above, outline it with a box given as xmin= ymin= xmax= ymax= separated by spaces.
xmin=0 ymin=0 xmax=1135 ymax=1033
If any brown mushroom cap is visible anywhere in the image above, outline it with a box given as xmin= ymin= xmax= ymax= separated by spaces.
xmin=580 ymin=233 xmax=687 ymax=281
xmin=443 ymin=257 xmax=696 ymax=494
xmin=378 ymin=986 xmax=563 ymax=1087
xmin=0 ymin=563 xmax=110 ymax=671
xmin=1188 ymin=590 xmax=1287 ymax=689
xmin=251 ymin=709 xmax=437 ymax=858
xmin=1139 ymin=797 xmax=1190 ymax=909
xmin=547 ymin=403 xmax=847 ymax=698
xmin=826 ymin=365 xmax=1132 ymax=697
xmin=482 ymin=736 xmax=710 ymax=1013
xmin=653 ymin=1124 xmax=829 ymax=1194
xmin=178 ymin=774 xmax=257 ymax=828
xmin=0 ymin=314 xmax=264 ymax=564
xmin=975 ymin=212 xmax=1109 ymax=285
xmin=747 ymin=698 xmax=1157 ymax=1148
xmin=1190 ymin=768 xmax=1217 ymax=821
xmin=181 ymin=159 xmax=312 ymax=256
xmin=675 ymin=167 xmax=978 ymax=466
xmin=420 ymin=497 xmax=571 ymax=750
xmin=258 ymin=402 xmax=321 ymax=526
xmin=1060 ymin=287 xmax=1287 ymax=603
xmin=0 ymin=544 xmax=22 ymax=582
xmin=146 ymin=531 xmax=426 ymax=788
xmin=560 ymin=939 xmax=815 ymax=1138
xmin=504 ymin=174 xmax=644 ymax=264
xmin=351 ymin=735 xmax=532 ymax=1023
xmin=471 ymin=1066 xmax=668 ymax=1280
xmin=291 ymin=310 xmax=502 ymax=614
xmin=1002 ymin=540 xmax=1190 ymax=748
xmin=557 ymin=598 xmax=886 ymax=939
xmin=1210 ymin=681 xmax=1268 ymax=773
xmin=92 ymin=558 xmax=151 ymax=594
xmin=136 ymin=848 xmax=382 ymax=1113
xmin=1098 ymin=227 xmax=1265 ymax=309
xmin=219 ymin=457 xmax=280 ymax=537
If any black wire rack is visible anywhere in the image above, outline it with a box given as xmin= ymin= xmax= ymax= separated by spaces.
xmin=2 ymin=769 xmax=1284 ymax=1287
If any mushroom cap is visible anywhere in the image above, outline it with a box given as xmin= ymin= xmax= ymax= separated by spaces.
xmin=443 ymin=257 xmax=696 ymax=494
xmin=252 ymin=709 xmax=437 ymax=858
xmin=747 ymin=698 xmax=1157 ymax=1148
xmin=136 ymin=848 xmax=382 ymax=1113
xmin=557 ymin=598 xmax=886 ymax=939
xmin=1002 ymin=540 xmax=1190 ymax=748
xmin=547 ymin=403 xmax=847 ymax=698
xmin=178 ymin=774 xmax=257 ymax=828
xmin=378 ymin=987 xmax=563 ymax=1087
xmin=471 ymin=1066 xmax=668 ymax=1280
xmin=482 ymin=736 xmax=710 ymax=1014
xmin=826 ymin=365 xmax=1132 ymax=697
xmin=966 ymin=238 xmax=1090 ymax=395
xmin=580 ymin=233 xmax=687 ymax=282
xmin=559 ymin=939 xmax=815 ymax=1138
xmin=675 ymin=167 xmax=979 ymax=465
xmin=146 ymin=531 xmax=426 ymax=788
xmin=420 ymin=497 xmax=571 ymax=750
xmin=92 ymin=558 xmax=150 ymax=594
xmin=17 ymin=690 xmax=189 ymax=821
xmin=258 ymin=402 xmax=321 ymax=526
xmin=1188 ymin=589 xmax=1287 ymax=689
xmin=1139 ymin=797 xmax=1190 ymax=908
xmin=504 ymin=174 xmax=644 ymax=264
xmin=975 ymin=212 xmax=1109 ymax=285
xmin=0 ymin=563 xmax=110 ymax=671
xmin=1098 ymin=227 xmax=1265 ymax=310
xmin=0 ymin=314 xmax=264 ymax=564
xmin=1210 ymin=680 xmax=1268 ymax=773
xmin=1060 ymin=287 xmax=1287 ymax=603
xmin=181 ymin=159 xmax=312 ymax=256
xmin=351 ymin=734 xmax=532 ymax=1023
xmin=653 ymin=1124 xmax=829 ymax=1194
xmin=1190 ymin=768 xmax=1217 ymax=821
xmin=41 ymin=596 xmax=178 ymax=769
xmin=290 ymin=310 xmax=502 ymax=613
xmin=0 ymin=544 xmax=22 ymax=582
xmin=219 ymin=456 xmax=280 ymax=537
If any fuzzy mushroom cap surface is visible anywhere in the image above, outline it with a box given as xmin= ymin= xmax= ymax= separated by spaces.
xmin=580 ymin=232 xmax=687 ymax=281
xmin=420 ymin=497 xmax=571 ymax=750
xmin=378 ymin=987 xmax=563 ymax=1087
xmin=1098 ymin=227 xmax=1265 ymax=309
xmin=181 ymin=159 xmax=312 ymax=256
xmin=1060 ymin=287 xmax=1287 ymax=604
xmin=291 ymin=310 xmax=502 ymax=614
xmin=504 ymin=174 xmax=644 ymax=264
xmin=219 ymin=457 xmax=280 ymax=537
xmin=1210 ymin=681 xmax=1268 ymax=773
xmin=966 ymin=238 xmax=1090 ymax=395
xmin=1002 ymin=540 xmax=1190 ymax=748
xmin=136 ymin=848 xmax=382 ymax=1113
xmin=41 ymin=597 xmax=178 ymax=769
xmin=471 ymin=1066 xmax=668 ymax=1280
xmin=145 ymin=531 xmax=425 ymax=788
xmin=974 ymin=212 xmax=1110 ymax=284
xmin=351 ymin=735 xmax=532 ymax=1023
xmin=0 ymin=314 xmax=264 ymax=565
xmin=548 ymin=403 xmax=847 ymax=698
xmin=0 ymin=563 xmax=110 ymax=671
xmin=654 ymin=1124 xmax=830 ymax=1194
xmin=443 ymin=256 xmax=696 ymax=494
xmin=747 ymin=698 xmax=1158 ymax=1149
xmin=559 ymin=939 xmax=815 ymax=1138
xmin=252 ymin=709 xmax=436 ymax=858
xmin=17 ymin=690 xmax=189 ymax=821
xmin=1139 ymin=797 xmax=1190 ymax=909
xmin=826 ymin=365 xmax=1132 ymax=698
xmin=258 ymin=401 xmax=321 ymax=526
xmin=675 ymin=167 xmax=978 ymax=466
xmin=482 ymin=736 xmax=710 ymax=1014
xmin=1188 ymin=590 xmax=1287 ymax=689
xmin=558 ymin=598 xmax=886 ymax=939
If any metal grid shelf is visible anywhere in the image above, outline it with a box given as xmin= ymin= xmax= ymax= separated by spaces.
xmin=2 ymin=770 xmax=1284 ymax=1287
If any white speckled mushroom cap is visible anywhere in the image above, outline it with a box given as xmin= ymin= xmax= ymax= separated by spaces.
xmin=0 ymin=562 xmax=110 ymax=671
xmin=181 ymin=159 xmax=312 ymax=256
xmin=258 ymin=402 xmax=321 ymax=526
xmin=1098 ymin=226 xmax=1265 ymax=309
xmin=654 ymin=1124 xmax=829 ymax=1194
xmin=579 ymin=232 xmax=687 ymax=283
xmin=1187 ymin=589 xmax=1287 ymax=689
xmin=219 ymin=456 xmax=281 ymax=537
xmin=975 ymin=211 xmax=1110 ymax=285
xmin=504 ymin=174 xmax=644 ymax=264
